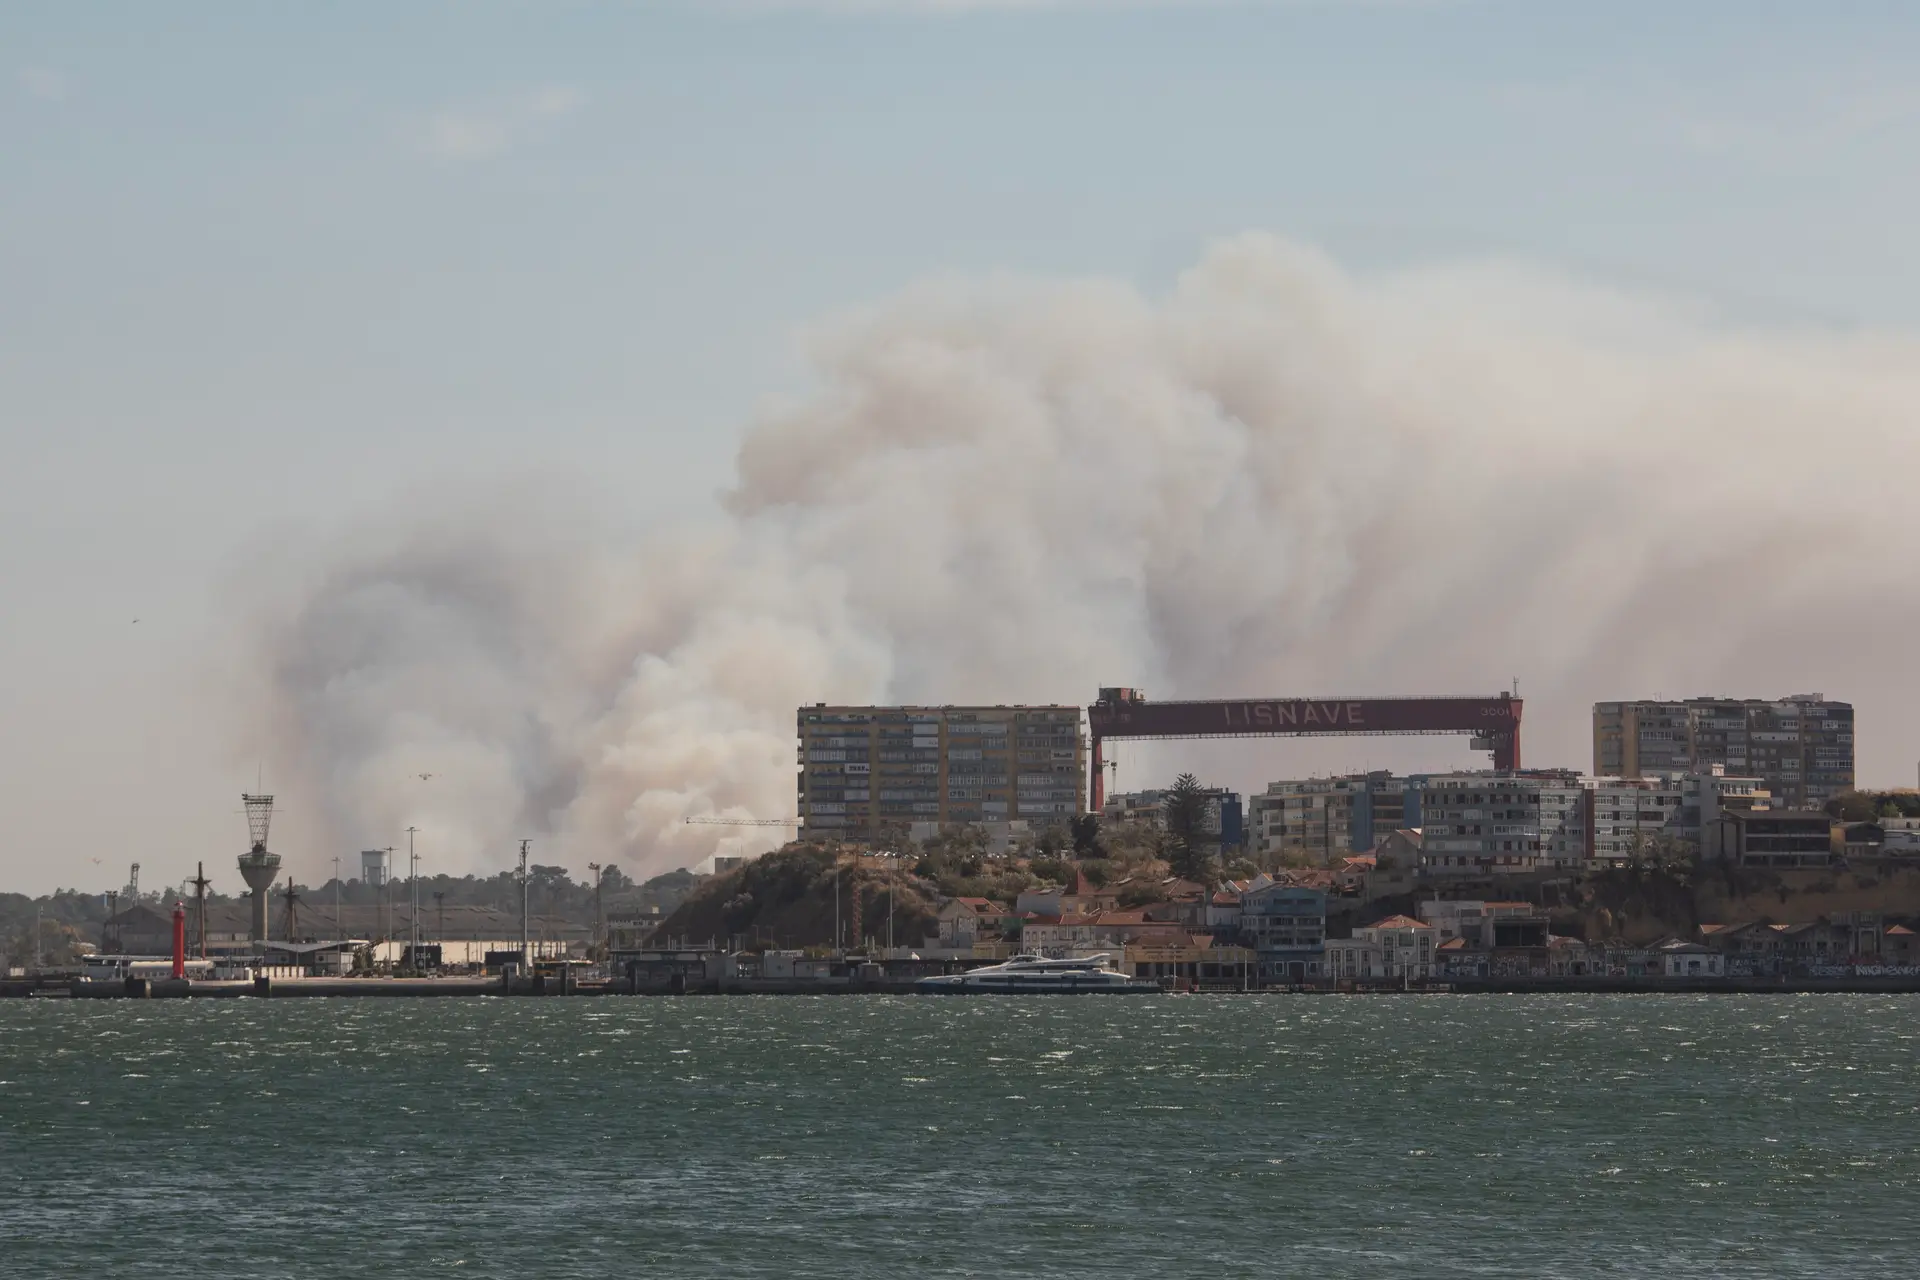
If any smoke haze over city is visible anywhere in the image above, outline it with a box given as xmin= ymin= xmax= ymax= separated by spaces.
xmin=252 ymin=234 xmax=1920 ymax=880
xmin=9 ymin=3 xmax=1920 ymax=895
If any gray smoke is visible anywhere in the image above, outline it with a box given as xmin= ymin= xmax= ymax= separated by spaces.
xmin=253 ymin=233 xmax=1920 ymax=878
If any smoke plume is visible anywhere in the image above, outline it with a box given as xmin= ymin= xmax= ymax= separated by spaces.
xmin=254 ymin=234 xmax=1920 ymax=878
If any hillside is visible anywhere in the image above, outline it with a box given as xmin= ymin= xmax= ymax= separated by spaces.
xmin=651 ymin=847 xmax=940 ymax=951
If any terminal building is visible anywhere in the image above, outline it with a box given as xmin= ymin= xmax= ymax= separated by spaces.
xmin=797 ymin=704 xmax=1085 ymax=844
xmin=1592 ymin=695 xmax=1854 ymax=809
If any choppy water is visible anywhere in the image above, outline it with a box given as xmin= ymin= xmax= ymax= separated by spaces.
xmin=2 ymin=995 xmax=1917 ymax=1278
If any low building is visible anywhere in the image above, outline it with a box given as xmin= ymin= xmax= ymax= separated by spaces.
xmin=1705 ymin=810 xmax=1837 ymax=868
xmin=1658 ymin=940 xmax=1724 ymax=977
xmin=1547 ymin=936 xmax=1601 ymax=976
xmin=1125 ymin=939 xmax=1258 ymax=986
xmin=1326 ymin=913 xmax=1437 ymax=980
xmin=1418 ymin=900 xmax=1549 ymax=949
xmin=937 ymin=897 xmax=1012 ymax=947
xmin=1435 ymin=936 xmax=1486 ymax=979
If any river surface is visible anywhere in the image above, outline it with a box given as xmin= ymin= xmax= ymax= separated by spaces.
xmin=2 ymin=994 xmax=1916 ymax=1278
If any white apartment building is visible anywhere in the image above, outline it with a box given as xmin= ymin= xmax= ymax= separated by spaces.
xmin=1419 ymin=771 xmax=1588 ymax=874
xmin=1585 ymin=776 xmax=1687 ymax=861
xmin=1325 ymin=914 xmax=1437 ymax=980
xmin=1584 ymin=767 xmax=1770 ymax=863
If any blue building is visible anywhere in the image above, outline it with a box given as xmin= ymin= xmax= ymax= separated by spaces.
xmin=1239 ymin=882 xmax=1326 ymax=982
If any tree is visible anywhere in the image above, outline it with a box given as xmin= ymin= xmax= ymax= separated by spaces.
xmin=1163 ymin=773 xmax=1218 ymax=884
xmin=1069 ymin=814 xmax=1102 ymax=856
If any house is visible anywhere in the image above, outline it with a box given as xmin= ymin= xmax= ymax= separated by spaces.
xmin=1206 ymin=887 xmax=1245 ymax=934
xmin=1843 ymin=823 xmax=1884 ymax=857
xmin=1366 ymin=829 xmax=1423 ymax=898
xmin=1658 ymin=940 xmax=1724 ymax=977
xmin=1547 ymin=936 xmax=1600 ymax=977
xmin=1019 ymin=910 xmax=1175 ymax=955
xmin=1015 ymin=886 xmax=1065 ymax=917
xmin=937 ymin=898 xmax=1011 ymax=947
xmin=1239 ymin=882 xmax=1326 ymax=981
xmin=1326 ymin=914 xmax=1437 ymax=981
xmin=1883 ymin=831 xmax=1920 ymax=856
xmin=1060 ymin=870 xmax=1122 ymax=917
xmin=1334 ymin=855 xmax=1375 ymax=896
xmin=1434 ymin=935 xmax=1486 ymax=979
xmin=1770 ymin=920 xmax=1853 ymax=967
xmin=1884 ymin=923 xmax=1920 ymax=964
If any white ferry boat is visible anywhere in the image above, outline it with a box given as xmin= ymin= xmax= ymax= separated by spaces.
xmin=916 ymin=954 xmax=1160 ymax=995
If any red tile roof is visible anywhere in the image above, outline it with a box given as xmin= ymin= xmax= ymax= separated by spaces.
xmin=1366 ymin=914 xmax=1430 ymax=931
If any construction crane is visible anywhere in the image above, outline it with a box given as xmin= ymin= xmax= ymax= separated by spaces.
xmin=682 ymin=817 xmax=801 ymax=827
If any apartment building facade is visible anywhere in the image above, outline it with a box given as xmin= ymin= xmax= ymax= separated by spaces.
xmin=796 ymin=704 xmax=1085 ymax=843
xmin=1585 ymin=767 xmax=1771 ymax=861
xmin=1419 ymin=770 xmax=1589 ymax=874
xmin=1593 ymin=695 xmax=1854 ymax=809
xmin=1248 ymin=772 xmax=1419 ymax=863
xmin=1101 ymin=787 xmax=1245 ymax=849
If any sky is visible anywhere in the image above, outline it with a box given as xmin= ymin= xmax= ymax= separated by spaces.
xmin=5 ymin=1 xmax=1920 ymax=896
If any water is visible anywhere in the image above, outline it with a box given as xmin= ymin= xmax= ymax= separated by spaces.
xmin=2 ymin=995 xmax=1916 ymax=1278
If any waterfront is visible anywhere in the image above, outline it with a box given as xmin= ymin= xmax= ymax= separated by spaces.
xmin=3 ymin=996 xmax=1916 ymax=1278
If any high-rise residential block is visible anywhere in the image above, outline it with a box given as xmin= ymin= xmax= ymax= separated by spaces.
xmin=1592 ymin=695 xmax=1853 ymax=809
xmin=1418 ymin=770 xmax=1589 ymax=874
xmin=797 ymin=704 xmax=1085 ymax=844
xmin=1247 ymin=772 xmax=1420 ymax=863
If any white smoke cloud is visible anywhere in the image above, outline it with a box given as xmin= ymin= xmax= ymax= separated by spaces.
xmin=252 ymin=234 xmax=1920 ymax=878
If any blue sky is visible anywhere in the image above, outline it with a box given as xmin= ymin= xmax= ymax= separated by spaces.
xmin=5 ymin=1 xmax=1919 ymax=893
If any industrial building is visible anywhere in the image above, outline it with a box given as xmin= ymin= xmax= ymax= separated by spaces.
xmin=797 ymin=704 xmax=1085 ymax=844
xmin=98 ymin=900 xmax=585 ymax=967
xmin=1592 ymin=695 xmax=1854 ymax=809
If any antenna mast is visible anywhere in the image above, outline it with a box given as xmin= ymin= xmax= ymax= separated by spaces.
xmin=190 ymin=862 xmax=212 ymax=958
xmin=518 ymin=839 xmax=531 ymax=977
xmin=406 ymin=826 xmax=421 ymax=966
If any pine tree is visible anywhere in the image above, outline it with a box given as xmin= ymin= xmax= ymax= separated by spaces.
xmin=1163 ymin=773 xmax=1217 ymax=884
